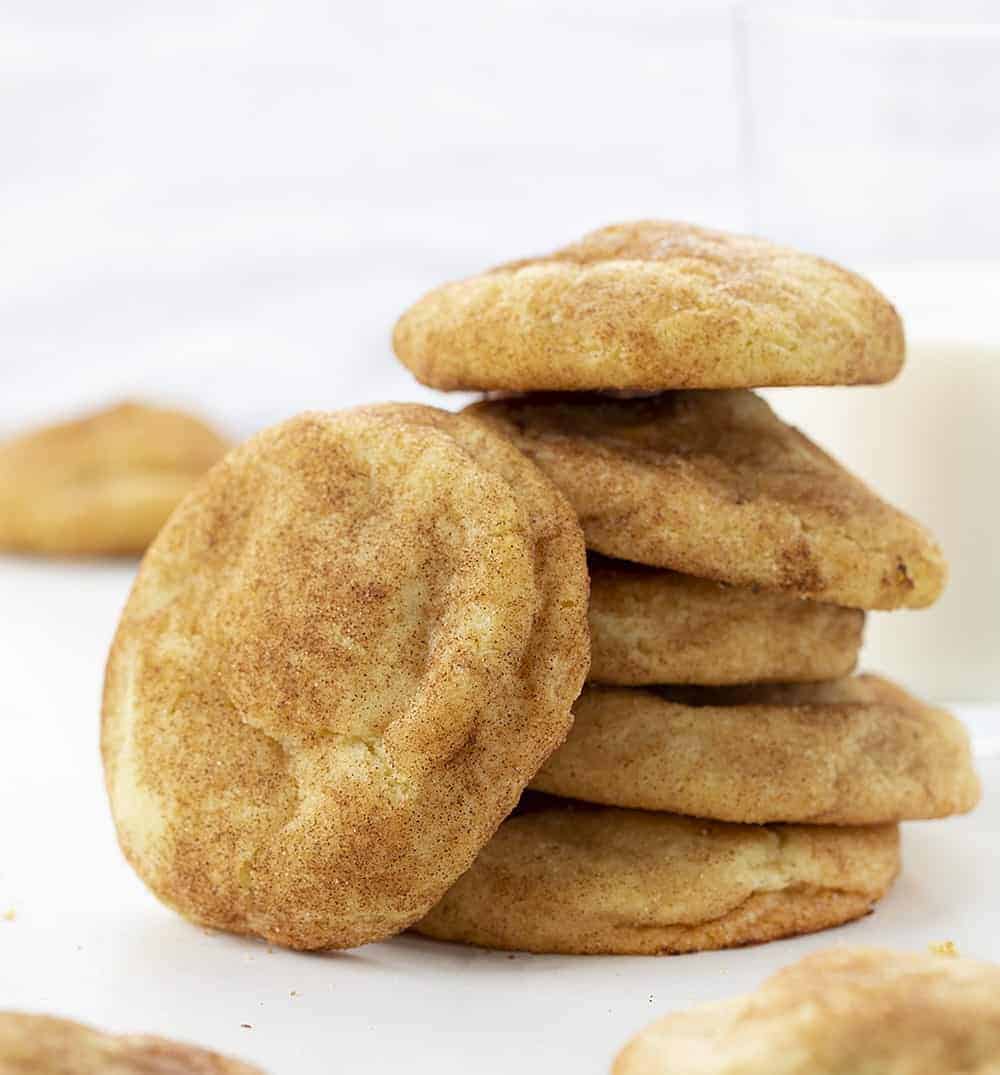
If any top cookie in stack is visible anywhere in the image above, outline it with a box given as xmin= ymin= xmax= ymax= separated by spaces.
xmin=392 ymin=219 xmax=904 ymax=392
xmin=394 ymin=221 xmax=972 ymax=957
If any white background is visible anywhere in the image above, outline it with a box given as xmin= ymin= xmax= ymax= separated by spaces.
xmin=5 ymin=0 xmax=997 ymax=434
xmin=2 ymin=0 xmax=746 ymax=432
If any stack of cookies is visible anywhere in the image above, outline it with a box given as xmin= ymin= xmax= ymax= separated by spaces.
xmin=392 ymin=220 xmax=980 ymax=954
xmin=98 ymin=220 xmax=979 ymax=961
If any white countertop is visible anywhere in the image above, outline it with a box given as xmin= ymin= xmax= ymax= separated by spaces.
xmin=2 ymin=556 xmax=998 ymax=1074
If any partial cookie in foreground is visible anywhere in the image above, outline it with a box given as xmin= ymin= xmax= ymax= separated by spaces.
xmin=0 ymin=401 xmax=230 ymax=555
xmin=0 ymin=1011 xmax=263 ymax=1074
xmin=531 ymin=676 xmax=980 ymax=824
xmin=393 ymin=220 xmax=904 ymax=392
xmin=614 ymin=947 xmax=1000 ymax=1075
xmin=102 ymin=405 xmax=589 ymax=951
xmin=414 ymin=799 xmax=899 ymax=955
xmin=468 ymin=391 xmax=946 ymax=609
xmin=588 ymin=555 xmax=864 ymax=685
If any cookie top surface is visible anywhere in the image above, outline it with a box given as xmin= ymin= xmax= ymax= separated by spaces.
xmin=393 ymin=221 xmax=904 ymax=392
xmin=0 ymin=401 xmax=230 ymax=555
xmin=615 ymin=947 xmax=1000 ymax=1075
xmin=415 ymin=799 xmax=899 ymax=955
xmin=0 ymin=1012 xmax=262 ymax=1074
xmin=469 ymin=391 xmax=946 ymax=609
xmin=588 ymin=555 xmax=864 ymax=685
xmin=532 ymin=676 xmax=980 ymax=824
xmin=101 ymin=404 xmax=589 ymax=950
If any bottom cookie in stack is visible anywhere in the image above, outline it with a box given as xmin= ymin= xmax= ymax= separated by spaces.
xmin=414 ymin=800 xmax=900 ymax=955
xmin=414 ymin=676 xmax=979 ymax=955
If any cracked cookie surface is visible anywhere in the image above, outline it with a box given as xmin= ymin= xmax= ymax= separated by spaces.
xmin=101 ymin=405 xmax=589 ymax=950
xmin=0 ymin=1012 xmax=263 ymax=1074
xmin=468 ymin=390 xmax=946 ymax=609
xmin=614 ymin=947 xmax=1000 ymax=1075
xmin=532 ymin=676 xmax=980 ymax=824
xmin=415 ymin=797 xmax=899 ymax=954
xmin=393 ymin=220 xmax=904 ymax=392
xmin=0 ymin=401 xmax=229 ymax=555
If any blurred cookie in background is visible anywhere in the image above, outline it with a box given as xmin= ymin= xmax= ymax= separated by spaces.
xmin=0 ymin=401 xmax=230 ymax=556
xmin=0 ymin=1011 xmax=263 ymax=1074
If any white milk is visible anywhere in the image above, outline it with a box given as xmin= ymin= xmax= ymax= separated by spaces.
xmin=763 ymin=263 xmax=1000 ymax=702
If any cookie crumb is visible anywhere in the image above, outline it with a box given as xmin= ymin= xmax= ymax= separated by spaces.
xmin=240 ymin=1024 xmax=253 ymax=1030
xmin=2 ymin=909 xmax=15 ymax=922
xmin=929 ymin=940 xmax=959 ymax=958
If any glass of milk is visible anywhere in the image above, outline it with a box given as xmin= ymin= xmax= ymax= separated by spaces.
xmin=739 ymin=7 xmax=1000 ymax=703
xmin=764 ymin=268 xmax=1000 ymax=704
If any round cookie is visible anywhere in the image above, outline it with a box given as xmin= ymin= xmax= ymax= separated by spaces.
xmin=614 ymin=947 xmax=1000 ymax=1075
xmin=0 ymin=401 xmax=230 ymax=555
xmin=0 ymin=1012 xmax=262 ymax=1074
xmin=393 ymin=220 xmax=904 ymax=392
xmin=414 ymin=799 xmax=900 ymax=955
xmin=531 ymin=676 xmax=980 ymax=824
xmin=468 ymin=390 xmax=946 ymax=610
xmin=101 ymin=404 xmax=589 ymax=951
xmin=588 ymin=555 xmax=864 ymax=685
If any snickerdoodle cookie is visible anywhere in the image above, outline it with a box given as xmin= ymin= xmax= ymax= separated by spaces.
xmin=531 ymin=676 xmax=980 ymax=824
xmin=414 ymin=799 xmax=899 ymax=955
xmin=588 ymin=555 xmax=864 ymax=685
xmin=102 ymin=405 xmax=589 ymax=950
xmin=0 ymin=1012 xmax=263 ymax=1074
xmin=468 ymin=391 xmax=946 ymax=610
xmin=614 ymin=947 xmax=1000 ymax=1075
xmin=393 ymin=221 xmax=903 ymax=392
xmin=0 ymin=401 xmax=229 ymax=555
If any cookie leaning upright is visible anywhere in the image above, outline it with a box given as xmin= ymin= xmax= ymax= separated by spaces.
xmin=101 ymin=404 xmax=589 ymax=950
xmin=392 ymin=220 xmax=904 ymax=392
